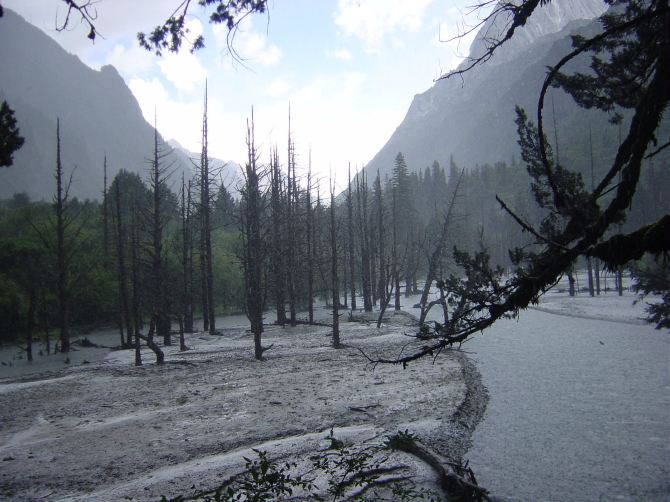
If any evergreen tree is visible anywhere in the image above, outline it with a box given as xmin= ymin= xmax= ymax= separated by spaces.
xmin=0 ymin=101 xmax=24 ymax=167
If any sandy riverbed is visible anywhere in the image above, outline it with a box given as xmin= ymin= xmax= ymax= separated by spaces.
xmin=0 ymin=311 xmax=486 ymax=501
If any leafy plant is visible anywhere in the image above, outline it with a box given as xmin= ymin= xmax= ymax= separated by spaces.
xmin=631 ymin=256 xmax=670 ymax=330
xmin=160 ymin=429 xmax=442 ymax=501
xmin=161 ymin=449 xmax=313 ymax=502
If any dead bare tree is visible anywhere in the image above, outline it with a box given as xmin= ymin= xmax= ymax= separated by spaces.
xmin=392 ymin=186 xmax=401 ymax=311
xmin=269 ymin=147 xmax=287 ymax=325
xmin=113 ymin=181 xmax=133 ymax=348
xmin=53 ymin=119 xmax=72 ymax=353
xmin=181 ymin=174 xmax=195 ymax=333
xmin=102 ymin=154 xmax=109 ymax=260
xmin=199 ymin=82 xmax=216 ymax=335
xmin=306 ymin=156 xmax=315 ymax=323
xmin=330 ymin=179 xmax=341 ymax=348
xmin=347 ymin=165 xmax=357 ymax=312
xmin=241 ymin=110 xmax=268 ymax=360
xmin=374 ymin=171 xmax=386 ymax=308
xmin=418 ymin=169 xmax=464 ymax=325
xmin=356 ymin=172 xmax=373 ymax=312
xmin=130 ymin=201 xmax=143 ymax=366
xmin=147 ymin=112 xmax=173 ymax=347
xmin=286 ymin=107 xmax=298 ymax=325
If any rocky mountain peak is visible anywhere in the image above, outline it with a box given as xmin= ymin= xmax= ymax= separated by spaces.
xmin=467 ymin=0 xmax=607 ymax=67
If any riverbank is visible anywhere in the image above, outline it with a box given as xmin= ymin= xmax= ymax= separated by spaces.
xmin=0 ymin=312 xmax=487 ymax=501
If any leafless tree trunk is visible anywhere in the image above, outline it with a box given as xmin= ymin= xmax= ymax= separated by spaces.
xmin=145 ymin=318 xmax=164 ymax=365
xmin=404 ymin=232 xmax=415 ymax=298
xmin=587 ymin=124 xmax=597 ymax=297
xmin=178 ymin=315 xmax=188 ymax=351
xmin=418 ymin=169 xmax=463 ymax=325
xmin=376 ymin=258 xmax=394 ymax=328
xmin=330 ymin=184 xmax=341 ymax=348
xmin=25 ymin=286 xmax=36 ymax=362
xmin=374 ymin=171 xmax=386 ymax=308
xmin=567 ymin=266 xmax=576 ymax=296
xmin=181 ymin=176 xmax=195 ymax=332
xmin=270 ymin=148 xmax=287 ymax=324
xmin=149 ymin=113 xmax=171 ymax=345
xmin=370 ymin=222 xmax=377 ymax=307
xmin=306 ymin=161 xmax=315 ymax=323
xmin=356 ymin=173 xmax=373 ymax=312
xmin=286 ymin=109 xmax=297 ymax=326
xmin=315 ymin=190 xmax=327 ymax=301
xmin=200 ymin=83 xmax=216 ymax=335
xmin=242 ymin=111 xmax=266 ymax=360
xmin=131 ymin=204 xmax=142 ymax=367
xmin=114 ymin=181 xmax=133 ymax=347
xmin=102 ymin=155 xmax=109 ymax=260
xmin=39 ymin=289 xmax=51 ymax=355
xmin=392 ymin=187 xmax=401 ymax=311
xmin=54 ymin=119 xmax=70 ymax=353
xmin=586 ymin=257 xmax=595 ymax=296
xmin=347 ymin=165 xmax=357 ymax=312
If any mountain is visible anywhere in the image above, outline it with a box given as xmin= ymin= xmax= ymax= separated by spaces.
xmin=167 ymin=140 xmax=244 ymax=197
xmin=0 ymin=9 xmax=194 ymax=201
xmin=364 ymin=0 xmax=608 ymax=179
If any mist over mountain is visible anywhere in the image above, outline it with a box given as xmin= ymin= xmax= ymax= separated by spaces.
xmin=364 ymin=0 xmax=608 ymax=179
xmin=167 ymin=139 xmax=244 ymax=197
xmin=0 ymin=9 xmax=194 ymax=201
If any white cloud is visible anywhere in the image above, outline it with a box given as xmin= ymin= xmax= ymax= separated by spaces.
xmin=237 ymin=32 xmax=282 ymax=66
xmin=266 ymin=76 xmax=293 ymax=97
xmin=129 ymin=77 xmax=170 ymax=110
xmin=106 ymin=43 xmax=155 ymax=78
xmin=213 ymin=17 xmax=282 ymax=67
xmin=334 ymin=0 xmax=436 ymax=52
xmin=154 ymin=19 xmax=207 ymax=92
xmin=329 ymin=48 xmax=353 ymax=61
xmin=157 ymin=52 xmax=207 ymax=92
xmin=129 ymin=77 xmax=204 ymax=155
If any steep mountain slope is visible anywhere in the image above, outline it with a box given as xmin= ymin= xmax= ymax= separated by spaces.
xmin=365 ymin=0 xmax=607 ymax=178
xmin=0 ymin=9 xmax=193 ymax=201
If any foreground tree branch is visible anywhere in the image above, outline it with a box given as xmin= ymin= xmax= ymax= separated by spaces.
xmin=368 ymin=0 xmax=670 ymax=367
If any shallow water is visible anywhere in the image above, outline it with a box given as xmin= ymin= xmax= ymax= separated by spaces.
xmin=455 ymin=308 xmax=669 ymax=501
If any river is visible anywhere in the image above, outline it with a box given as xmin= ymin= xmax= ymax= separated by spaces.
xmin=453 ymin=307 xmax=669 ymax=501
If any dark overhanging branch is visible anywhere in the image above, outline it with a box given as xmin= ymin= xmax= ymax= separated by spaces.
xmin=437 ymin=0 xmax=543 ymax=82
xmin=535 ymin=5 xmax=670 ymax=210
xmin=57 ymin=0 xmax=100 ymax=41
xmin=644 ymin=138 xmax=670 ymax=159
xmin=495 ymin=195 xmax=568 ymax=250
xmin=587 ymin=214 xmax=670 ymax=268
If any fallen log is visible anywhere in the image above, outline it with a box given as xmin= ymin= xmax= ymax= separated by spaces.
xmin=388 ymin=433 xmax=490 ymax=501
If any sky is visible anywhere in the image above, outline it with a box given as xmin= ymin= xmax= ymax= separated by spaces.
xmin=4 ymin=0 xmax=490 ymax=189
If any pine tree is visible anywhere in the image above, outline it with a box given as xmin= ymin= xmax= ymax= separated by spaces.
xmin=0 ymin=101 xmax=24 ymax=167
